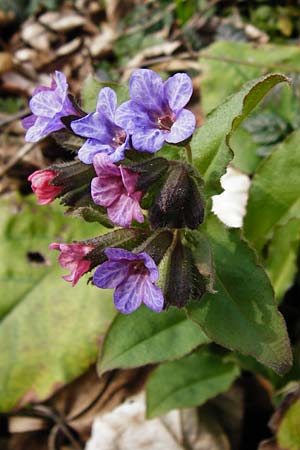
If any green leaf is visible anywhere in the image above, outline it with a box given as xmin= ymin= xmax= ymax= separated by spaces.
xmin=190 ymin=73 xmax=288 ymax=198
xmin=82 ymin=76 xmax=129 ymax=112
xmin=199 ymin=41 xmax=300 ymax=114
xmin=146 ymin=347 xmax=240 ymax=418
xmin=230 ymin=127 xmax=261 ymax=174
xmin=265 ymin=219 xmax=300 ymax=303
xmin=98 ymin=305 xmax=210 ymax=374
xmin=278 ymin=398 xmax=300 ymax=450
xmin=184 ymin=229 xmax=215 ymax=292
xmin=244 ymin=131 xmax=300 ymax=252
xmin=187 ymin=214 xmax=292 ymax=375
xmin=0 ymin=196 xmax=116 ymax=412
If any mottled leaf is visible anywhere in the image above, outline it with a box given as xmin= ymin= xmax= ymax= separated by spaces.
xmin=0 ymin=196 xmax=115 ymax=412
xmin=188 ymin=215 xmax=292 ymax=375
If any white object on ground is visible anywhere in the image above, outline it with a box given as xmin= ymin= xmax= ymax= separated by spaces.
xmin=211 ymin=167 xmax=251 ymax=228
xmin=85 ymin=392 xmax=184 ymax=450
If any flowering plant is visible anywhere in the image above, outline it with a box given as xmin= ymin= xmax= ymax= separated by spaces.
xmin=14 ymin=67 xmax=295 ymax=418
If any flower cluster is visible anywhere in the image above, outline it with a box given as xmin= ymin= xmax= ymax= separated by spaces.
xmin=25 ymin=69 xmax=209 ymax=314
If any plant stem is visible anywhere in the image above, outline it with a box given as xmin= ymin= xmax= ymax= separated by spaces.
xmin=185 ymin=143 xmax=193 ymax=164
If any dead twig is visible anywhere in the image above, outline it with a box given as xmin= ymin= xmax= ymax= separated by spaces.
xmin=0 ymin=107 xmax=30 ymax=127
xmin=0 ymin=142 xmax=36 ymax=178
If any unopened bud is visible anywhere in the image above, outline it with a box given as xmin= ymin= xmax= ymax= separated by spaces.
xmin=149 ymin=162 xmax=205 ymax=230
xmin=127 ymin=157 xmax=170 ymax=192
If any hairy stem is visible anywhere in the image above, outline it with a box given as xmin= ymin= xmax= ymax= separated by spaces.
xmin=185 ymin=143 xmax=193 ymax=165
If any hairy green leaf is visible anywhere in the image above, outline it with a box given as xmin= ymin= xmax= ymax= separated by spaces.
xmin=244 ymin=131 xmax=300 ymax=251
xmin=277 ymin=398 xmax=300 ymax=450
xmin=98 ymin=306 xmax=210 ymax=374
xmin=190 ymin=73 xmax=288 ymax=198
xmin=266 ymin=219 xmax=300 ymax=303
xmin=188 ymin=215 xmax=292 ymax=375
xmin=146 ymin=347 xmax=240 ymax=418
xmin=199 ymin=40 xmax=300 ymax=114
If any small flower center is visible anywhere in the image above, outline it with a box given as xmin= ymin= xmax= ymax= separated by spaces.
xmin=112 ymin=129 xmax=127 ymax=148
xmin=129 ymin=260 xmax=149 ymax=276
xmin=157 ymin=115 xmax=175 ymax=131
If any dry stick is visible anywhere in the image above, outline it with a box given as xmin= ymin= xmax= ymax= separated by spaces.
xmin=0 ymin=142 xmax=36 ymax=178
xmin=124 ymin=2 xmax=176 ymax=36
xmin=33 ymin=405 xmax=83 ymax=450
xmin=124 ymin=50 xmax=300 ymax=74
xmin=0 ymin=107 xmax=30 ymax=127
xmin=198 ymin=53 xmax=300 ymax=74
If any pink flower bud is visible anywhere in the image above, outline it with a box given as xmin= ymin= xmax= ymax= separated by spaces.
xmin=49 ymin=243 xmax=94 ymax=286
xmin=28 ymin=169 xmax=63 ymax=205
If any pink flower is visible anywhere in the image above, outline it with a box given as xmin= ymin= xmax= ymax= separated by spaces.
xmin=49 ymin=243 xmax=94 ymax=286
xmin=28 ymin=169 xmax=63 ymax=205
xmin=91 ymin=153 xmax=144 ymax=228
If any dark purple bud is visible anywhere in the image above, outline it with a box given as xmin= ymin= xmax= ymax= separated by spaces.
xmin=160 ymin=234 xmax=207 ymax=309
xmin=51 ymin=160 xmax=96 ymax=193
xmin=163 ymin=238 xmax=193 ymax=308
xmin=148 ymin=162 xmax=205 ymax=230
xmin=127 ymin=157 xmax=170 ymax=192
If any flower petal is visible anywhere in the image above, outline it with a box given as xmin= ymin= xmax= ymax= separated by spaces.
xmin=113 ymin=274 xmax=144 ymax=314
xmin=115 ymin=100 xmax=150 ymax=133
xmin=109 ymin=141 xmax=127 ymax=163
xmin=78 ymin=139 xmax=113 ymax=164
xmin=142 ymin=279 xmax=164 ymax=312
xmin=166 ymin=109 xmax=196 ymax=144
xmin=93 ymin=260 xmax=129 ymax=288
xmin=96 ymin=87 xmax=117 ymax=121
xmin=22 ymin=114 xmax=37 ymax=130
xmin=30 ymin=91 xmax=62 ymax=117
xmin=139 ymin=252 xmax=159 ymax=282
xmin=104 ymin=247 xmax=138 ymax=261
xmin=93 ymin=153 xmax=120 ymax=177
xmin=24 ymin=116 xmax=54 ymax=142
xmin=132 ymin=129 xmax=166 ymax=153
xmin=91 ymin=175 xmax=123 ymax=207
xmin=54 ymin=71 xmax=68 ymax=102
xmin=107 ymin=193 xmax=144 ymax=227
xmin=63 ymin=260 xmax=91 ymax=286
xmin=129 ymin=69 xmax=164 ymax=112
xmin=120 ymin=166 xmax=139 ymax=194
xmin=71 ymin=112 xmax=112 ymax=142
xmin=164 ymin=73 xmax=193 ymax=113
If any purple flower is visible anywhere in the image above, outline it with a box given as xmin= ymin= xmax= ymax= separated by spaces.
xmin=22 ymin=71 xmax=79 ymax=142
xmin=116 ymin=69 xmax=196 ymax=153
xmin=93 ymin=248 xmax=164 ymax=314
xmin=91 ymin=153 xmax=144 ymax=228
xmin=71 ymin=87 xmax=130 ymax=164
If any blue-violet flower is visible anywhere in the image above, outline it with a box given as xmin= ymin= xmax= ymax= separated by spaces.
xmin=22 ymin=71 xmax=79 ymax=142
xmin=91 ymin=153 xmax=144 ymax=228
xmin=116 ymin=69 xmax=196 ymax=153
xmin=71 ymin=87 xmax=130 ymax=164
xmin=93 ymin=248 xmax=164 ymax=314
